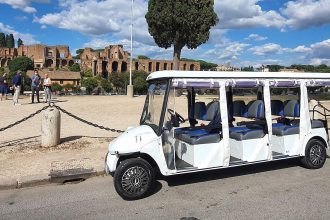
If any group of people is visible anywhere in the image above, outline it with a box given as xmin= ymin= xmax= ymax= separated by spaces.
xmin=0 ymin=70 xmax=52 ymax=105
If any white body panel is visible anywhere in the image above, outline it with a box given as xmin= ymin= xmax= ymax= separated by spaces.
xmin=230 ymin=136 xmax=269 ymax=162
xmin=271 ymin=135 xmax=300 ymax=156
xmin=175 ymin=140 xmax=225 ymax=168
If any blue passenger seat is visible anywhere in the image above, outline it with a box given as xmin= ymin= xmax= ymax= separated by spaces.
xmin=175 ymin=101 xmax=222 ymax=145
xmin=229 ymin=100 xmax=266 ymax=141
xmin=272 ymin=100 xmax=300 ymax=136
xmin=271 ymin=100 xmax=285 ymax=128
xmin=233 ymin=100 xmax=248 ymax=117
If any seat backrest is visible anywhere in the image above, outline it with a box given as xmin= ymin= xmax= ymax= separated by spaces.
xmin=194 ymin=102 xmax=207 ymax=120
xmin=233 ymin=100 xmax=247 ymax=117
xmin=247 ymin=100 xmax=265 ymax=119
xmin=271 ymin=100 xmax=284 ymax=116
xmin=206 ymin=101 xmax=221 ymax=126
xmin=284 ymin=100 xmax=300 ymax=117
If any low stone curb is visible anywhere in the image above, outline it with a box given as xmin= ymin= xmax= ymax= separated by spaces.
xmin=0 ymin=166 xmax=106 ymax=191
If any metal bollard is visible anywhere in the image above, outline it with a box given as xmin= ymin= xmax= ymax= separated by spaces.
xmin=41 ymin=108 xmax=61 ymax=147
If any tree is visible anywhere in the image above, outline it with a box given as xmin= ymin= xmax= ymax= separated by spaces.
xmin=101 ymin=79 xmax=113 ymax=93
xmin=137 ymin=55 xmax=150 ymax=60
xmin=68 ymin=63 xmax=81 ymax=72
xmin=8 ymin=56 xmax=34 ymax=73
xmin=146 ymin=0 xmax=218 ymax=70
xmin=133 ymin=75 xmax=148 ymax=95
xmin=17 ymin=38 xmax=23 ymax=47
xmin=51 ymin=83 xmax=62 ymax=93
xmin=74 ymin=49 xmax=84 ymax=59
xmin=82 ymin=77 xmax=98 ymax=94
xmin=0 ymin=33 xmax=6 ymax=47
xmin=266 ymin=65 xmax=283 ymax=72
xmin=6 ymin=34 xmax=15 ymax=48
xmin=109 ymin=72 xmax=127 ymax=94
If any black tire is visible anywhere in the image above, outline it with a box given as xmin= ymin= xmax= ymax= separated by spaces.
xmin=114 ymin=158 xmax=155 ymax=200
xmin=301 ymin=139 xmax=327 ymax=169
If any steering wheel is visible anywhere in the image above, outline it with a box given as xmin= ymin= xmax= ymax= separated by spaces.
xmin=168 ymin=109 xmax=185 ymax=123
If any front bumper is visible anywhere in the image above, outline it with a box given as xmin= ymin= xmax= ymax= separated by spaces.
xmin=104 ymin=152 xmax=119 ymax=175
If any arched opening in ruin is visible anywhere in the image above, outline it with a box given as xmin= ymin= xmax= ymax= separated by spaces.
xmin=121 ymin=62 xmax=127 ymax=72
xmin=148 ymin=62 xmax=152 ymax=72
xmin=46 ymin=59 xmax=53 ymax=67
xmin=171 ymin=63 xmax=173 ymax=70
xmin=102 ymin=61 xmax=108 ymax=78
xmin=135 ymin=62 xmax=139 ymax=71
xmin=69 ymin=60 xmax=74 ymax=66
xmin=56 ymin=59 xmax=60 ymax=68
xmin=61 ymin=59 xmax=67 ymax=66
xmin=164 ymin=63 xmax=168 ymax=70
xmin=156 ymin=62 xmax=160 ymax=71
xmin=190 ymin=64 xmax=195 ymax=71
xmin=112 ymin=61 xmax=118 ymax=72
xmin=183 ymin=64 xmax=187 ymax=70
xmin=93 ymin=60 xmax=97 ymax=76
xmin=0 ymin=59 xmax=6 ymax=67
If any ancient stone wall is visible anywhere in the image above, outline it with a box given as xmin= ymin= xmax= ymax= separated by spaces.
xmin=80 ymin=45 xmax=200 ymax=78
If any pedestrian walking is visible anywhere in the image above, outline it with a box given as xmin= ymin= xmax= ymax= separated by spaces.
xmin=43 ymin=73 xmax=52 ymax=104
xmin=0 ymin=72 xmax=8 ymax=101
xmin=31 ymin=70 xmax=41 ymax=103
xmin=12 ymin=71 xmax=22 ymax=105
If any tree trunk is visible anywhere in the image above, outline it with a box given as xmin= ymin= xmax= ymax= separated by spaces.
xmin=173 ymin=44 xmax=182 ymax=70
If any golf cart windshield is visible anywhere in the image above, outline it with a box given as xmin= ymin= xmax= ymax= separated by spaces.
xmin=140 ymin=80 xmax=168 ymax=134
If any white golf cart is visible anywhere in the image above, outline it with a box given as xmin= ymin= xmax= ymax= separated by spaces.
xmin=105 ymin=71 xmax=329 ymax=200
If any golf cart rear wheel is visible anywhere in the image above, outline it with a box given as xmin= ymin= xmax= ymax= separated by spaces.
xmin=301 ymin=139 xmax=326 ymax=169
xmin=114 ymin=158 xmax=155 ymax=200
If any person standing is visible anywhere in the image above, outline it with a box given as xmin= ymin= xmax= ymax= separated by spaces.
xmin=43 ymin=73 xmax=52 ymax=104
xmin=31 ymin=70 xmax=41 ymax=103
xmin=12 ymin=71 xmax=22 ymax=105
xmin=0 ymin=73 xmax=8 ymax=101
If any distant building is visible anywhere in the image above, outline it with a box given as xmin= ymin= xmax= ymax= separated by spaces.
xmin=213 ymin=64 xmax=240 ymax=71
xmin=80 ymin=45 xmax=200 ymax=77
xmin=279 ymin=68 xmax=302 ymax=73
xmin=1 ymin=45 xmax=75 ymax=69
xmin=27 ymin=70 xmax=81 ymax=86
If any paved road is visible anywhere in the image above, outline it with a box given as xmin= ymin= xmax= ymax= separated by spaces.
xmin=1 ymin=158 xmax=330 ymax=220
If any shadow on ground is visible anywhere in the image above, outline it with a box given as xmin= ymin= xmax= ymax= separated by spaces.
xmin=60 ymin=136 xmax=115 ymax=143
xmin=162 ymin=158 xmax=301 ymax=187
xmin=0 ymin=136 xmax=40 ymax=148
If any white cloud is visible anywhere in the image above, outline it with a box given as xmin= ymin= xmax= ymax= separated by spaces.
xmin=245 ymin=34 xmax=268 ymax=41
xmin=0 ymin=22 xmax=40 ymax=45
xmin=36 ymin=0 xmax=152 ymax=44
xmin=292 ymin=45 xmax=312 ymax=53
xmin=310 ymin=58 xmax=330 ymax=66
xmin=214 ymin=0 xmax=286 ymax=29
xmin=249 ymin=43 xmax=286 ymax=56
xmin=0 ymin=0 xmax=50 ymax=13
xmin=202 ymin=41 xmax=249 ymax=64
xmin=310 ymin=39 xmax=330 ymax=59
xmin=282 ymin=0 xmax=330 ymax=29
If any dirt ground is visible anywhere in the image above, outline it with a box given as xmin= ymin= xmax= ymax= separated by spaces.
xmin=0 ymin=95 xmax=146 ymax=179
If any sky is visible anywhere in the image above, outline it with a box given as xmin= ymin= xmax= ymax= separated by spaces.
xmin=0 ymin=0 xmax=330 ymax=67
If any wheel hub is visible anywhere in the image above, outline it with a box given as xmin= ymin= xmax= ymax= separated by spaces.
xmin=310 ymin=144 xmax=325 ymax=166
xmin=121 ymin=166 xmax=149 ymax=195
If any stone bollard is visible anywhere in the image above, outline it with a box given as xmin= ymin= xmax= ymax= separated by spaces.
xmin=41 ymin=108 xmax=61 ymax=147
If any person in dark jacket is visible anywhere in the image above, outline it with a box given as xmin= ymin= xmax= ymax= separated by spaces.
xmin=0 ymin=73 xmax=8 ymax=101
xmin=31 ymin=70 xmax=41 ymax=103
xmin=12 ymin=71 xmax=22 ymax=105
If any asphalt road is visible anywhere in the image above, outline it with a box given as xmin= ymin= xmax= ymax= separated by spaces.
xmin=1 ymin=158 xmax=330 ymax=220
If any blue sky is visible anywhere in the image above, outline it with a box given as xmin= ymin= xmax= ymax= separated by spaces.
xmin=0 ymin=0 xmax=330 ymax=67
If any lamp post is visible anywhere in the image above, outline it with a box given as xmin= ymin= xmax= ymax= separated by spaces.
xmin=127 ymin=0 xmax=134 ymax=97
